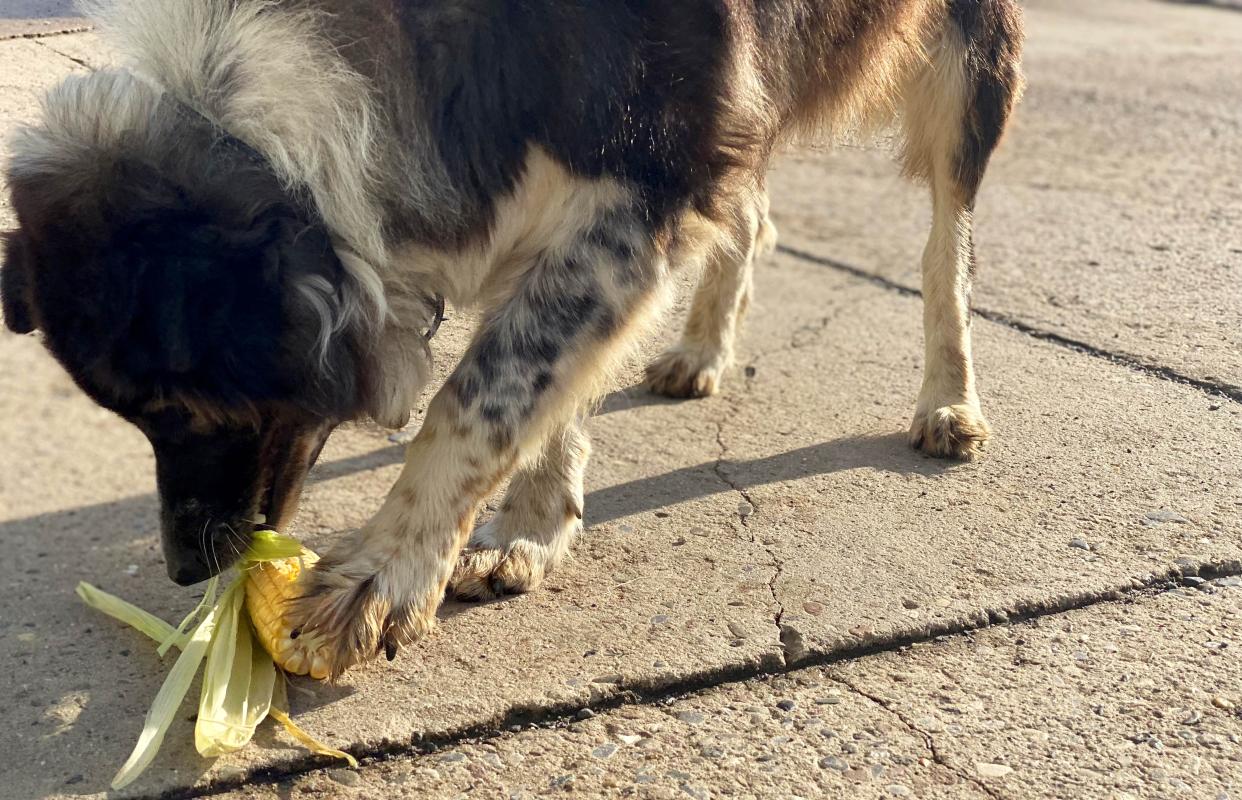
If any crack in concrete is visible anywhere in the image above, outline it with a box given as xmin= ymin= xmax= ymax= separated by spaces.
xmin=150 ymin=557 xmax=1242 ymax=799
xmin=0 ymin=25 xmax=93 ymax=42
xmin=776 ymin=243 xmax=1242 ymax=405
xmin=710 ymin=409 xmax=788 ymax=663
xmin=32 ymin=37 xmax=93 ymax=70
xmin=829 ymin=673 xmax=1007 ymax=800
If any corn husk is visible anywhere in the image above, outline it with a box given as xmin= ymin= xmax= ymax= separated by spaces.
xmin=77 ymin=530 xmax=357 ymax=789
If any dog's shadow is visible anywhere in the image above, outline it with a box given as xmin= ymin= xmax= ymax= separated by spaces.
xmin=0 ymin=386 xmax=957 ymax=794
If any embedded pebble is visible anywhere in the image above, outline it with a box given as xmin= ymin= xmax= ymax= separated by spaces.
xmin=887 ymin=785 xmax=912 ymax=797
xmin=1069 ymin=537 xmax=1091 ymax=550
xmin=574 ymin=708 xmax=595 ymax=721
xmin=329 ymin=769 xmax=361 ymax=787
xmin=592 ymin=743 xmax=618 ymax=759
xmin=975 ymin=762 xmax=1013 ymax=779
xmin=776 ymin=699 xmax=796 ymax=712
xmin=677 ymin=710 xmax=707 ymax=725
xmin=819 ymin=756 xmax=849 ymax=771
xmin=1146 ymin=510 xmax=1189 ymax=524
xmin=737 ymin=501 xmax=755 ymax=518
xmin=1175 ymin=557 xmax=1199 ymax=574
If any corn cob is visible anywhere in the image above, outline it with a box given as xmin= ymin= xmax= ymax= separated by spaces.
xmin=244 ymin=550 xmax=330 ymax=680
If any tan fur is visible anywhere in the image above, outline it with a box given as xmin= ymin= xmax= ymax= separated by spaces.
xmin=646 ymin=188 xmax=774 ymax=398
xmin=784 ymin=0 xmax=946 ymax=144
xmin=450 ymin=421 xmax=590 ymax=600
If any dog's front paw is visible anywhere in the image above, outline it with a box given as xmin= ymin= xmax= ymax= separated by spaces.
xmin=290 ymin=541 xmax=440 ymax=679
xmin=909 ymin=402 xmax=991 ymax=461
xmin=645 ymin=346 xmax=727 ymax=398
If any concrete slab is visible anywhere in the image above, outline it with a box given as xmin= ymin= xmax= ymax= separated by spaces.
xmin=1 ymin=16 xmax=1240 ymax=800
xmin=210 ymin=575 xmax=1242 ymax=800
xmin=727 ymin=251 xmax=1242 ymax=666
xmin=828 ymin=578 xmax=1242 ymax=799
xmin=767 ymin=0 xmax=1242 ymax=396
xmin=230 ymin=670 xmax=993 ymax=800
xmin=7 ymin=247 xmax=1241 ymax=797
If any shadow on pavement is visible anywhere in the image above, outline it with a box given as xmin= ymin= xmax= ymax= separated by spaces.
xmin=2 ymin=400 xmax=953 ymax=793
xmin=1 ymin=427 xmax=951 ymax=559
xmin=585 ymin=432 xmax=953 ymax=526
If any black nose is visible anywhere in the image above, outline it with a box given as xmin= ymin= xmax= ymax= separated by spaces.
xmin=162 ymin=521 xmax=251 ymax=586
xmin=167 ymin=555 xmax=215 ymax=586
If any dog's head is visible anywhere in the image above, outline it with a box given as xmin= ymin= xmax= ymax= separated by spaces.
xmin=1 ymin=72 xmax=430 ymax=584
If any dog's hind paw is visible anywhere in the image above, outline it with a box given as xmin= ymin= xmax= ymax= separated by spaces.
xmin=909 ymin=403 xmax=991 ymax=461
xmin=448 ymin=543 xmax=547 ymax=602
xmin=645 ymin=346 xmax=727 ymax=399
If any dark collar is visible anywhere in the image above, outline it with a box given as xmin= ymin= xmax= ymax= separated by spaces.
xmin=165 ymin=93 xmax=271 ymax=171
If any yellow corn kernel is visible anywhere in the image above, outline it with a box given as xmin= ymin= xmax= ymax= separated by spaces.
xmin=244 ymin=551 xmax=330 ymax=680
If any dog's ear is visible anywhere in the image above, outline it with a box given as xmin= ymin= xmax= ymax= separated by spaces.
xmin=272 ymin=218 xmax=369 ymax=421
xmin=1 ymin=233 xmax=36 ymax=334
xmin=91 ymin=206 xmax=368 ymax=420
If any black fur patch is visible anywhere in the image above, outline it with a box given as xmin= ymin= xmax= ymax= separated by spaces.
xmin=0 ymin=233 xmax=35 ymax=334
xmin=370 ymin=0 xmax=745 ymax=243
xmin=948 ymin=0 xmax=1025 ymax=200
xmin=9 ymin=103 xmax=365 ymax=423
xmin=5 ymin=100 xmax=368 ymax=581
xmin=449 ymin=230 xmax=649 ymax=447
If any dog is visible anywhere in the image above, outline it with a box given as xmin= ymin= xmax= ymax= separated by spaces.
xmin=1 ymin=0 xmax=1023 ymax=677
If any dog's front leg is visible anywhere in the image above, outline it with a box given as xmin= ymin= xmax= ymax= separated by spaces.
xmin=291 ymin=193 xmax=665 ymax=677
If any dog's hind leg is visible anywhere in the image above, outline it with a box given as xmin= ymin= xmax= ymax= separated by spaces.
xmin=448 ymin=418 xmax=589 ymax=601
xmin=902 ymin=0 xmax=1023 ymax=460
xmin=645 ymin=188 xmax=775 ymax=398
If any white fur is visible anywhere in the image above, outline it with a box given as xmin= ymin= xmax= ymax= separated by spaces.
xmin=80 ymin=0 xmax=390 ymax=328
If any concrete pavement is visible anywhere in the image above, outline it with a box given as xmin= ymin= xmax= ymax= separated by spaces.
xmin=1 ymin=1 xmax=1240 ymax=798
xmin=217 ymin=580 xmax=1242 ymax=800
